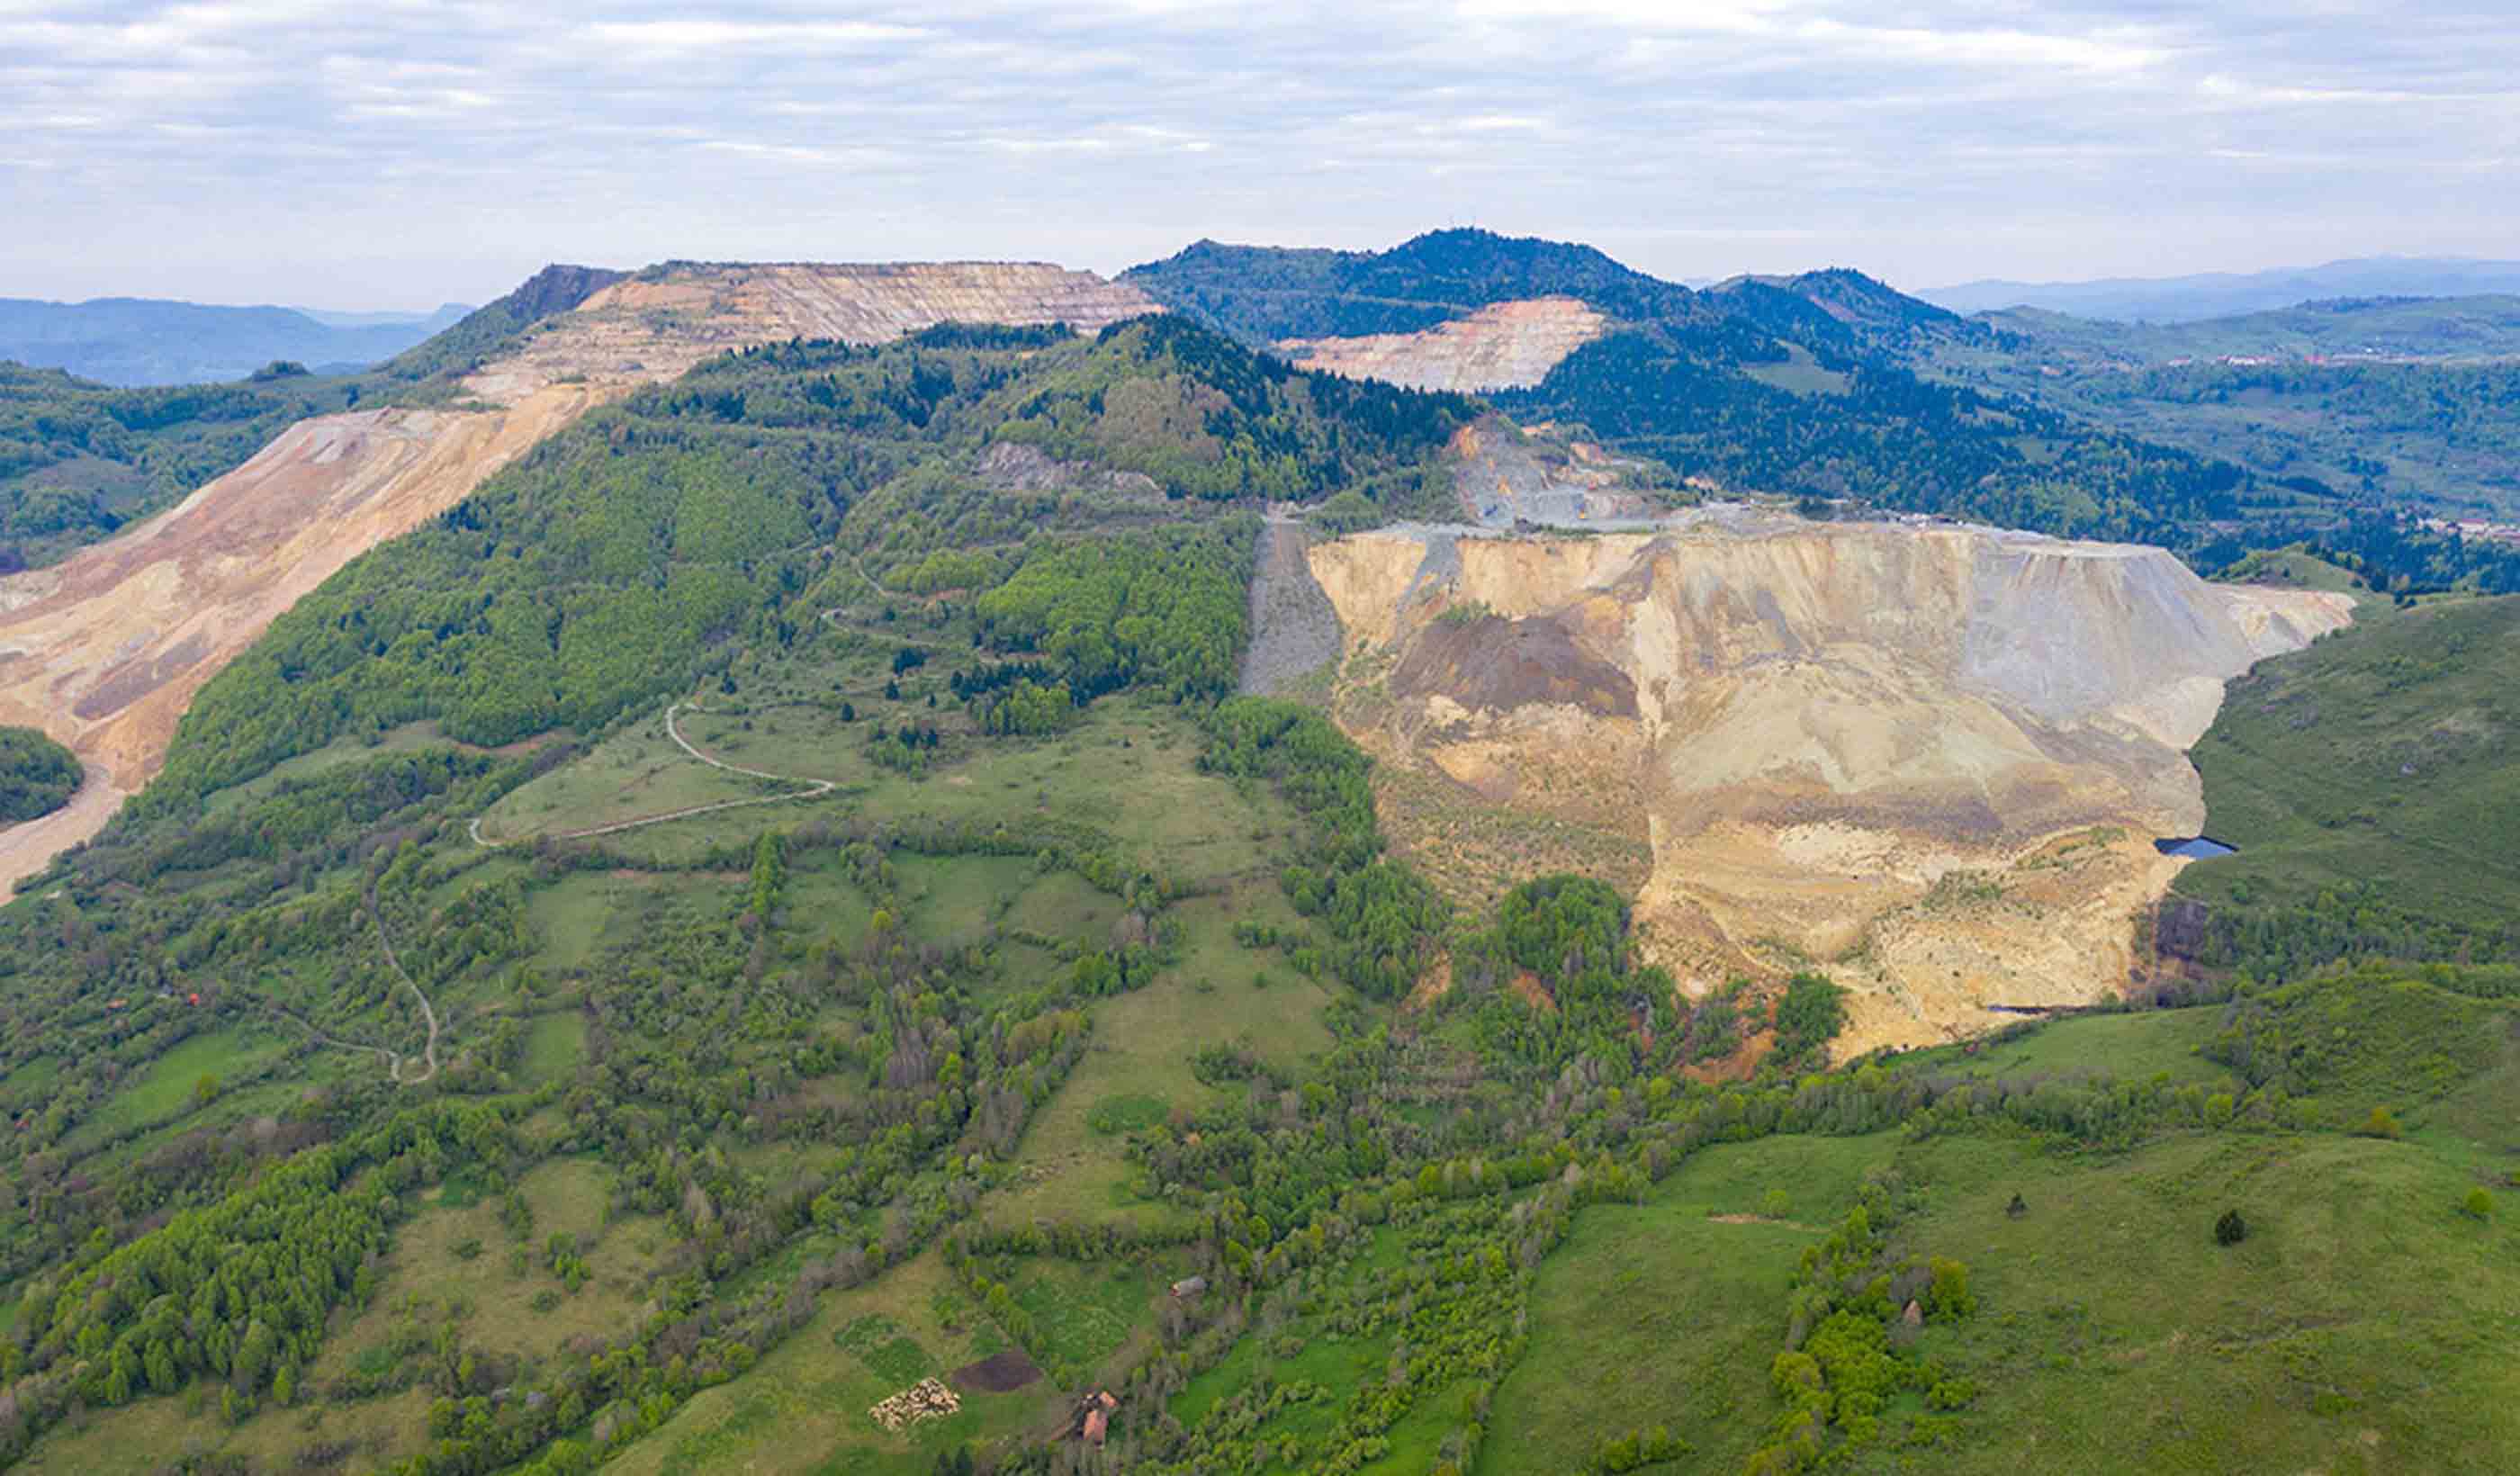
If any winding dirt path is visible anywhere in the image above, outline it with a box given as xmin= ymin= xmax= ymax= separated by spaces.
xmin=256 ymin=887 xmax=442 ymax=1085
xmin=364 ymin=886 xmax=442 ymax=1084
xmin=469 ymin=701 xmax=836 ymax=849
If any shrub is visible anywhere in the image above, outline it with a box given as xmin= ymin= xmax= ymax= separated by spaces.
xmin=2360 ymin=1105 xmax=2402 ymax=1138
xmin=1926 ymin=1257 xmax=1976 ymax=1321
xmin=2214 ymin=1208 xmax=2248 ymax=1246
xmin=2462 ymin=1187 xmax=2494 ymax=1220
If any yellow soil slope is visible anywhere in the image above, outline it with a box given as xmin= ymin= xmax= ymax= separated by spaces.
xmin=0 ymin=262 xmax=1153 ymax=891
xmin=1276 ymin=297 xmax=1607 ymax=392
xmin=1310 ymin=513 xmax=2354 ymax=1055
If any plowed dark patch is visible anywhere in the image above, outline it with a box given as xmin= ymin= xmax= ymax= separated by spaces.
xmin=950 ymin=1348 xmax=1041 ymax=1393
xmin=1391 ymin=612 xmax=1636 ymax=717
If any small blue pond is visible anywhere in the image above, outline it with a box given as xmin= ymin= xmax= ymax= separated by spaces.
xmin=2154 ymin=836 xmax=2239 ymax=860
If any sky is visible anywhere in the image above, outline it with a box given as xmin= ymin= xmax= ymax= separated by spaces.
xmin=5 ymin=0 xmax=2516 ymax=310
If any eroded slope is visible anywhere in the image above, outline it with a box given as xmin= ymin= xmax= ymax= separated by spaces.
xmin=0 ymin=262 xmax=1153 ymax=889
xmin=1274 ymin=296 xmax=1608 ymax=392
xmin=1310 ymin=514 xmax=2353 ymax=1053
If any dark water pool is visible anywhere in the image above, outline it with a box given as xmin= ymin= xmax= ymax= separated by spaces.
xmin=2154 ymin=836 xmax=2238 ymax=859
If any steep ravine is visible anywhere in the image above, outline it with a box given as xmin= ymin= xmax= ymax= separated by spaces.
xmin=0 ymin=261 xmax=1155 ymax=892
xmin=1308 ymin=512 xmax=2355 ymax=1055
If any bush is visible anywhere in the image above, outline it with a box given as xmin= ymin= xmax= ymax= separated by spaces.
xmin=2360 ymin=1105 xmax=2403 ymax=1138
xmin=1926 ymin=1379 xmax=1976 ymax=1411
xmin=1926 ymin=1257 xmax=1976 ymax=1321
xmin=2462 ymin=1187 xmax=2494 ymax=1220
xmin=2214 ymin=1208 xmax=2248 ymax=1246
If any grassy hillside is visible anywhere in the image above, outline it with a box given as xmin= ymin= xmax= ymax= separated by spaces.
xmin=2172 ymin=592 xmax=2520 ymax=972
xmin=6 ymin=274 xmax=2517 ymax=1476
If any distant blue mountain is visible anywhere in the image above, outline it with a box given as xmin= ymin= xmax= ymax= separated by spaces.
xmin=290 ymin=303 xmax=472 ymax=332
xmin=0 ymin=296 xmax=473 ymax=386
xmin=1919 ymin=257 xmax=2520 ymax=324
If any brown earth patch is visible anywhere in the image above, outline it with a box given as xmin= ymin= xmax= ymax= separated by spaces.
xmin=950 ymin=1348 xmax=1042 ymax=1394
xmin=1390 ymin=612 xmax=1635 ymax=718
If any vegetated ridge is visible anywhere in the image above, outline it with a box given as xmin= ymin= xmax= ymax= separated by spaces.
xmin=0 ymin=269 xmax=2511 ymax=1476
xmin=0 ymin=261 xmax=1156 ymax=892
xmin=1134 ymin=229 xmax=2520 ymax=592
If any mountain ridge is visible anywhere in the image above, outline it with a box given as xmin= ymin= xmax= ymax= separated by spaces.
xmin=1922 ymin=255 xmax=2520 ymax=322
xmin=0 ymin=295 xmax=477 ymax=386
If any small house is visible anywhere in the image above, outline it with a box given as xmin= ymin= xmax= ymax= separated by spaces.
xmin=1081 ymin=1389 xmax=1117 ymax=1445
xmin=1169 ymin=1275 xmax=1207 ymax=1299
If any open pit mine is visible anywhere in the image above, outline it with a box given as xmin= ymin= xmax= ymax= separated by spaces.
xmin=0 ymin=261 xmax=1155 ymax=891
xmin=1296 ymin=508 xmax=2354 ymax=1057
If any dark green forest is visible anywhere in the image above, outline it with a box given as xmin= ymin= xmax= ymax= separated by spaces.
xmin=1130 ymin=229 xmax=2520 ymax=595
xmin=0 ymin=725 xmax=78 ymax=823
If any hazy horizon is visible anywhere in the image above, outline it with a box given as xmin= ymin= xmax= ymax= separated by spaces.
xmin=9 ymin=1 xmax=2514 ymax=310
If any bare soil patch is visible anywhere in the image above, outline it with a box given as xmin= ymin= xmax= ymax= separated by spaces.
xmin=950 ymin=1348 xmax=1041 ymax=1394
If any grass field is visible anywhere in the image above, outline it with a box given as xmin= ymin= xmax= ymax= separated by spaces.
xmin=1880 ymin=1128 xmax=2520 ymax=1474
xmin=1895 ymin=1007 xmax=2238 ymax=1089
xmin=985 ymin=883 xmax=1339 ymax=1234
xmin=1483 ymin=990 xmax=2520 ymax=1476
xmin=527 ymin=868 xmax=740 ymax=977
xmin=17 ymin=1382 xmax=436 ymax=1475
xmin=474 ymin=704 xmax=793 ymax=845
xmin=607 ymin=1249 xmax=1066 ymax=1476
xmin=64 ymin=1025 xmax=293 ymax=1151
xmin=1001 ymin=1255 xmax=1169 ymax=1374
xmin=882 ymin=697 xmax=1287 ymax=892
xmin=519 ymin=1011 xmax=587 ymax=1085
xmin=2175 ymin=593 xmax=2520 ymax=932
xmin=200 ymin=719 xmax=526 ymax=817
xmin=1481 ymin=1133 xmax=1894 ymax=1475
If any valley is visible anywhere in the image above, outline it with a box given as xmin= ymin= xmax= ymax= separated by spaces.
xmin=0 ymin=233 xmax=2512 ymax=1476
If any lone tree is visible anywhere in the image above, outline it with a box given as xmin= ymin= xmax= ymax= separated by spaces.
xmin=2214 ymin=1208 xmax=2248 ymax=1246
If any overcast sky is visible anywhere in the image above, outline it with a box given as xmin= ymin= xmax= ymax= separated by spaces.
xmin=6 ymin=1 xmax=2515 ymax=310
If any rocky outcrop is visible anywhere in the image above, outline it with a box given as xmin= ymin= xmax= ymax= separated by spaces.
xmin=1448 ymin=416 xmax=1660 ymax=526
xmin=1310 ymin=512 xmax=2355 ymax=1055
xmin=1275 ymin=297 xmax=1607 ymax=392
xmin=0 ymin=261 xmax=1156 ymax=892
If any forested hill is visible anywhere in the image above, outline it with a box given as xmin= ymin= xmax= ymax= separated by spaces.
xmin=1123 ymin=228 xmax=1720 ymax=340
xmin=143 ymin=314 xmax=1471 ymax=813
xmin=1131 ymin=229 xmax=2520 ymax=594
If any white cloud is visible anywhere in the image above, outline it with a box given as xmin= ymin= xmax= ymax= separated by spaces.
xmin=0 ymin=0 xmax=2513 ymax=303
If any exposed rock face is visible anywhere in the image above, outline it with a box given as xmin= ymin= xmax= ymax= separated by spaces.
xmin=0 ymin=262 xmax=1156 ymax=891
xmin=1309 ymin=513 xmax=2355 ymax=1055
xmin=1448 ymin=416 xmax=1660 ymax=526
xmin=1275 ymin=297 xmax=1607 ymax=392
